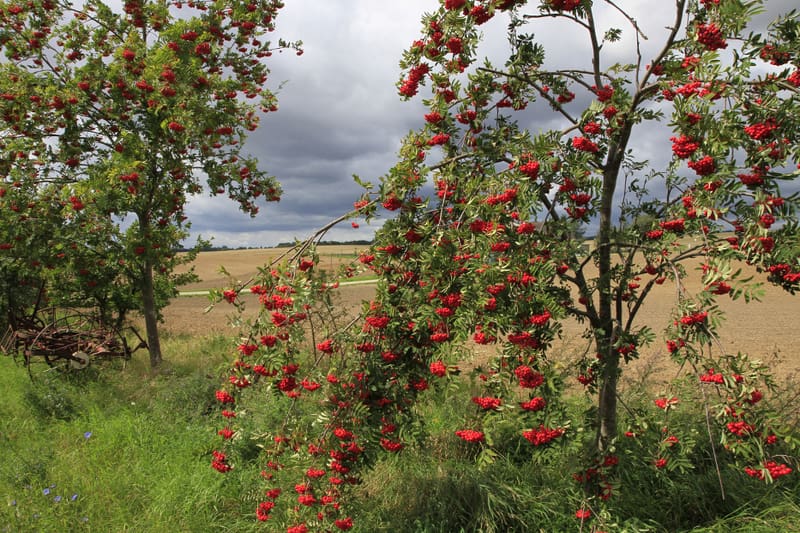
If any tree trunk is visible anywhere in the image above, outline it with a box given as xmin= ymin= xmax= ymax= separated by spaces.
xmin=594 ymin=218 xmax=618 ymax=454
xmin=141 ymin=258 xmax=163 ymax=368
xmin=596 ymin=338 xmax=619 ymax=454
xmin=593 ymin=133 xmax=629 ymax=454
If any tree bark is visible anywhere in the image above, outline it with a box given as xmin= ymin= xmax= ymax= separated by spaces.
xmin=141 ymin=258 xmax=163 ymax=368
xmin=596 ymin=337 xmax=619 ymax=454
xmin=594 ymin=208 xmax=617 ymax=454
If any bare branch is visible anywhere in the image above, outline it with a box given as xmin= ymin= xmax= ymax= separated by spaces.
xmin=523 ymin=12 xmax=590 ymax=32
xmin=603 ymin=0 xmax=649 ymax=41
xmin=634 ymin=0 xmax=687 ymax=98
xmin=585 ymin=6 xmax=605 ymax=90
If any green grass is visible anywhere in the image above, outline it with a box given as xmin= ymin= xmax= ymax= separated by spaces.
xmin=348 ymin=388 xmax=800 ymax=533
xmin=1 ymin=336 xmax=798 ymax=532
xmin=0 ymin=336 xmax=255 ymax=532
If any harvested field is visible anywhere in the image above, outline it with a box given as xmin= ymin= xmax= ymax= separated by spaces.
xmin=175 ymin=244 xmax=366 ymax=292
xmin=162 ymin=246 xmax=800 ymax=382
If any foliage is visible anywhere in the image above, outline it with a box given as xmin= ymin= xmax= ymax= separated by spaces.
xmin=2 ymin=332 xmax=799 ymax=532
xmin=206 ymin=1 xmax=800 ymax=531
xmin=0 ymin=343 xmax=250 ymax=532
xmin=0 ymin=0 xmax=300 ymax=364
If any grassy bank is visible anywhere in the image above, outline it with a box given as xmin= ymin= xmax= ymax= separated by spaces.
xmin=1 ymin=335 xmax=798 ymax=532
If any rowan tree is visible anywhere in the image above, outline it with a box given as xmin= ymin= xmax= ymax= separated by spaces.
xmin=381 ymin=0 xmax=800 ymax=461
xmin=209 ymin=0 xmax=798 ymax=529
xmin=0 ymin=0 xmax=299 ymax=366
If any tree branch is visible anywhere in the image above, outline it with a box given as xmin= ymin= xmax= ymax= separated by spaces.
xmin=477 ymin=66 xmax=580 ymax=126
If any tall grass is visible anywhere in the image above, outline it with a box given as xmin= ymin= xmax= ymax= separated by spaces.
xmin=0 ymin=334 xmax=256 ymax=532
xmin=349 ymin=383 xmax=800 ymax=532
xmin=1 ymin=335 xmax=798 ymax=532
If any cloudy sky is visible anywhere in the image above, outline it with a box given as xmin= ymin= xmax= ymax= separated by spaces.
xmin=184 ymin=0 xmax=434 ymax=247
xmin=183 ymin=1 xmax=793 ymax=249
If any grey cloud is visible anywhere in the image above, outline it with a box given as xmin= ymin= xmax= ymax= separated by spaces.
xmin=185 ymin=1 xmax=796 ymax=249
xmin=185 ymin=0 xmax=431 ymax=247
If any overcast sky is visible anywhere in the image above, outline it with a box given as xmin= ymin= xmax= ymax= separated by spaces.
xmin=184 ymin=1 xmax=434 ymax=247
xmin=183 ymin=1 xmax=794 ymax=249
